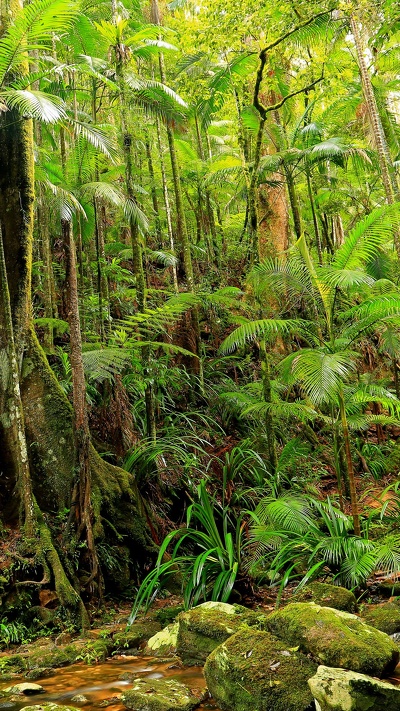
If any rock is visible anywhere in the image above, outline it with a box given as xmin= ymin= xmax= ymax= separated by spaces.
xmin=25 ymin=670 xmax=54 ymax=681
xmin=377 ymin=581 xmax=400 ymax=597
xmin=145 ymin=623 xmax=179 ymax=657
xmin=176 ymin=601 xmax=266 ymax=665
xmin=308 ymin=665 xmax=400 ymax=710
xmin=20 ymin=705 xmax=80 ymax=711
xmin=121 ymin=678 xmax=199 ymax=711
xmin=155 ymin=606 xmax=184 ymax=628
xmin=292 ymin=583 xmax=357 ymax=612
xmin=70 ymin=696 xmax=88 ymax=705
xmin=266 ymin=602 xmax=399 ymax=677
xmin=204 ymin=627 xmax=317 ymax=711
xmin=113 ymin=621 xmax=161 ymax=651
xmin=362 ymin=603 xmax=400 ymax=635
xmin=3 ymin=684 xmax=44 ymax=696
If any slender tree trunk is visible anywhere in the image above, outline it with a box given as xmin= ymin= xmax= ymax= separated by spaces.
xmin=155 ymin=115 xmax=178 ymax=292
xmin=285 ymin=166 xmax=302 ymax=240
xmin=145 ymin=131 xmax=162 ymax=242
xmin=338 ymin=389 xmax=361 ymax=535
xmin=260 ymin=339 xmax=277 ymax=475
xmin=350 ymin=15 xmax=400 ymax=258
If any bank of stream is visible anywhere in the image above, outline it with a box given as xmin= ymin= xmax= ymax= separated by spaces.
xmin=0 ymin=656 xmax=221 ymax=711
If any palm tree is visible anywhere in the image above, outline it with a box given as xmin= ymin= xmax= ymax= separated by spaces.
xmin=220 ymin=203 xmax=400 ymax=534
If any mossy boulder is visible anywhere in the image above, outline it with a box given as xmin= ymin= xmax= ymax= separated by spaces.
xmin=176 ymin=601 xmax=266 ymax=665
xmin=113 ymin=621 xmax=161 ymax=651
xmin=377 ymin=581 xmax=400 ymax=597
xmin=155 ymin=606 xmax=184 ymax=628
xmin=145 ymin=623 xmax=179 ymax=657
xmin=308 ymin=665 xmax=400 ymax=710
xmin=121 ymin=678 xmax=199 ymax=711
xmin=292 ymin=583 xmax=357 ymax=612
xmin=3 ymin=683 xmax=44 ymax=695
xmin=266 ymin=602 xmax=399 ymax=677
xmin=362 ymin=603 xmax=400 ymax=635
xmin=204 ymin=627 xmax=317 ymax=711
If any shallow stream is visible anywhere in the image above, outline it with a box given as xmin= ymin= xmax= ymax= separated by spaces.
xmin=0 ymin=656 xmax=221 ymax=711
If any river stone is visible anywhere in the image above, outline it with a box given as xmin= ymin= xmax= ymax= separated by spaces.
xmin=308 ymin=665 xmax=400 ymax=710
xmin=292 ymin=583 xmax=357 ymax=612
xmin=70 ymin=696 xmax=88 ymax=704
xmin=145 ymin=623 xmax=179 ymax=656
xmin=121 ymin=678 xmax=198 ymax=711
xmin=176 ymin=601 xmax=266 ymax=665
xmin=265 ymin=602 xmax=399 ymax=677
xmin=204 ymin=627 xmax=317 ymax=711
xmin=3 ymin=684 xmax=44 ymax=695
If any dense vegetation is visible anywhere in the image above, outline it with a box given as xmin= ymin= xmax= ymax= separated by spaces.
xmin=1 ymin=0 xmax=400 ymax=634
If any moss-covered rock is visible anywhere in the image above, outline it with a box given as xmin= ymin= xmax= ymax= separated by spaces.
xmin=113 ymin=621 xmax=161 ymax=651
xmin=377 ymin=581 xmax=400 ymax=597
xmin=308 ymin=665 xmax=400 ymax=710
xmin=204 ymin=627 xmax=317 ymax=711
xmin=266 ymin=602 xmax=399 ymax=677
xmin=25 ymin=670 xmax=54 ymax=681
xmin=155 ymin=606 xmax=184 ymax=628
xmin=145 ymin=623 xmax=179 ymax=657
xmin=3 ymin=683 xmax=44 ymax=695
xmin=362 ymin=602 xmax=400 ymax=635
xmin=121 ymin=678 xmax=199 ymax=711
xmin=176 ymin=601 xmax=266 ymax=666
xmin=292 ymin=583 xmax=357 ymax=612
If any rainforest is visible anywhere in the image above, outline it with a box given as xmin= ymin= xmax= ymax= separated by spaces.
xmin=2 ymin=0 xmax=400 ymax=709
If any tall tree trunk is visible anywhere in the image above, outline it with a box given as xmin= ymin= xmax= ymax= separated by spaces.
xmin=350 ymin=15 xmax=400 ymax=257
xmin=338 ymin=389 xmax=361 ymax=536
xmin=63 ymin=219 xmax=101 ymax=595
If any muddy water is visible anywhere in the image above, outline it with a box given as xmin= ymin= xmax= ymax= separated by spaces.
xmin=0 ymin=656 xmax=221 ymax=711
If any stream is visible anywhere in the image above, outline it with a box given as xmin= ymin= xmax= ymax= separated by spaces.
xmin=0 ymin=655 xmax=221 ymax=711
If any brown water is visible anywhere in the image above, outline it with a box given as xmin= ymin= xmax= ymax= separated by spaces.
xmin=0 ymin=656 xmax=220 ymax=711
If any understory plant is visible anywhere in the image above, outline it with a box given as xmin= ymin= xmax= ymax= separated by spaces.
xmin=129 ymin=479 xmax=244 ymax=622
xmin=248 ymin=495 xmax=400 ymax=590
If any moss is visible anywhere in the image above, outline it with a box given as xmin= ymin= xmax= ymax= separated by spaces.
xmin=176 ymin=601 xmax=267 ymax=666
xmin=362 ymin=603 xmax=400 ymax=635
xmin=377 ymin=581 xmax=400 ymax=597
xmin=121 ymin=678 xmax=199 ymax=711
xmin=292 ymin=582 xmax=357 ymax=612
xmin=266 ymin=602 xmax=399 ymax=677
xmin=309 ymin=665 xmax=400 ymax=711
xmin=204 ymin=628 xmax=317 ymax=711
xmin=155 ymin=606 xmax=184 ymax=628
xmin=113 ymin=621 xmax=161 ymax=651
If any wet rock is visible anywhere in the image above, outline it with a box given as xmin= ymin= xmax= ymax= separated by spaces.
xmin=25 ymin=670 xmax=54 ymax=681
xmin=155 ymin=606 xmax=184 ymax=628
xmin=3 ymin=684 xmax=44 ymax=696
xmin=121 ymin=678 xmax=198 ymax=711
xmin=20 ymin=705 xmax=80 ymax=711
xmin=113 ymin=621 xmax=161 ymax=651
xmin=176 ymin=601 xmax=266 ymax=665
xmin=204 ymin=627 xmax=317 ymax=711
xmin=70 ymin=696 xmax=88 ymax=704
xmin=309 ymin=665 xmax=400 ymax=710
xmin=145 ymin=623 xmax=178 ymax=657
xmin=97 ymin=698 xmax=120 ymax=708
xmin=292 ymin=582 xmax=357 ymax=612
xmin=265 ymin=602 xmax=399 ymax=677
xmin=362 ymin=602 xmax=400 ymax=635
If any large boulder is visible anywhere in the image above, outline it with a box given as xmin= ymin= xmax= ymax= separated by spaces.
xmin=121 ymin=678 xmax=199 ymax=711
xmin=204 ymin=627 xmax=317 ymax=711
xmin=145 ymin=623 xmax=179 ymax=657
xmin=176 ymin=601 xmax=266 ymax=665
xmin=266 ymin=602 xmax=399 ymax=677
xmin=309 ymin=665 xmax=400 ymax=711
xmin=362 ymin=603 xmax=400 ymax=635
xmin=292 ymin=583 xmax=356 ymax=612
